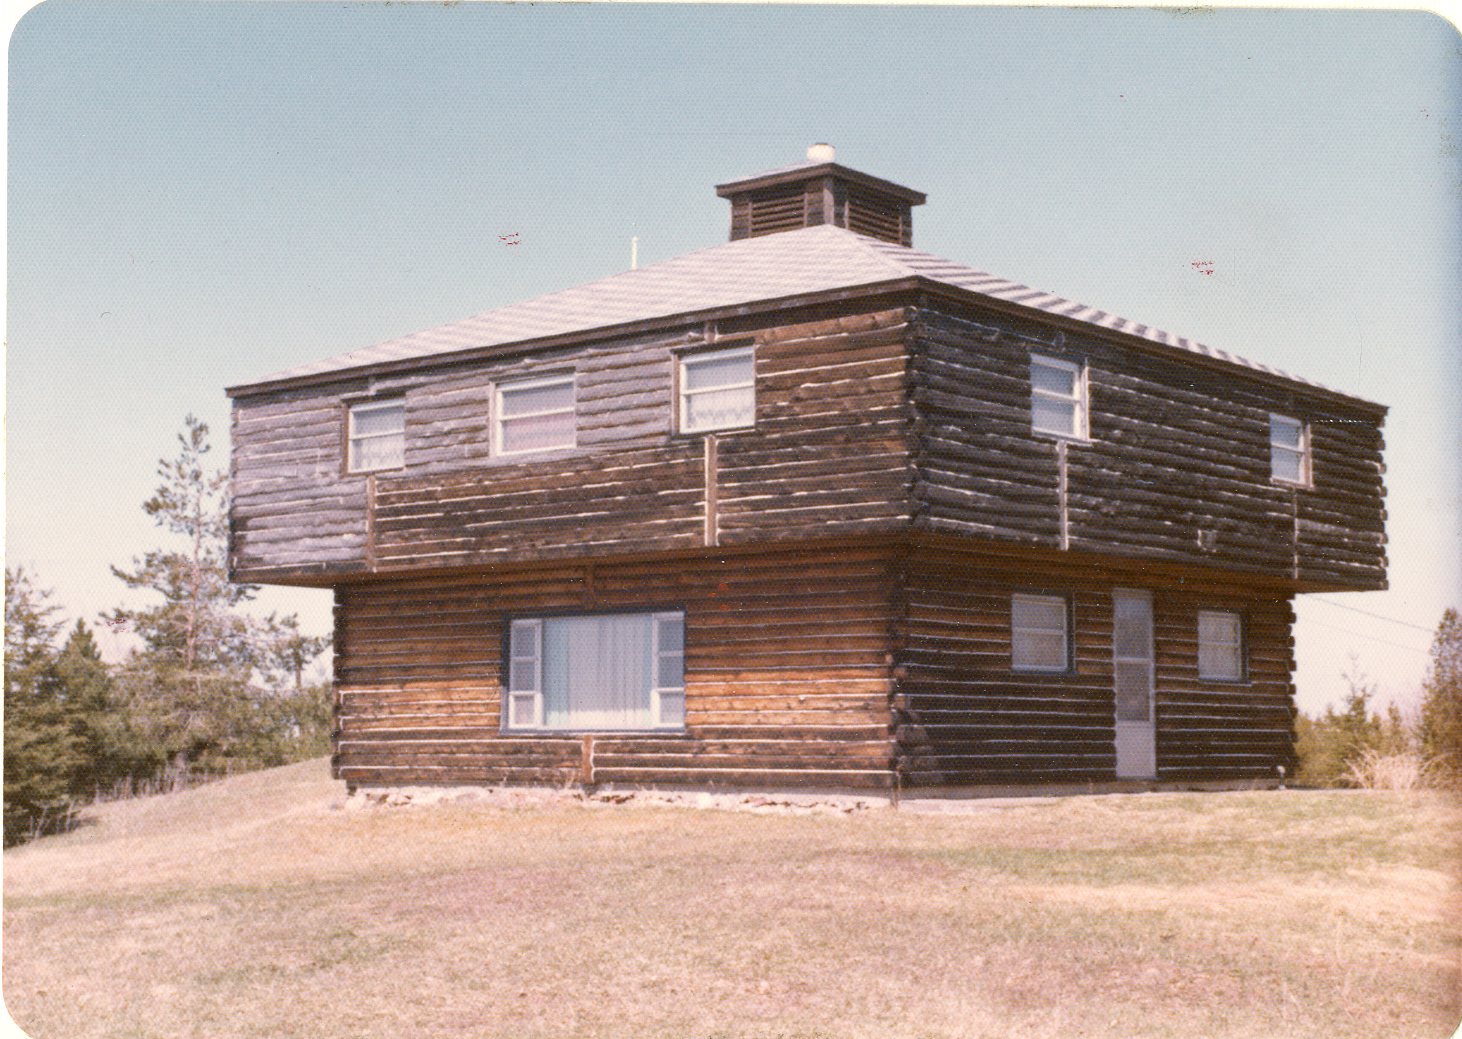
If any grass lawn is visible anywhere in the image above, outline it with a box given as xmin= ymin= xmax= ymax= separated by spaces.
xmin=3 ymin=758 xmax=1459 ymax=1039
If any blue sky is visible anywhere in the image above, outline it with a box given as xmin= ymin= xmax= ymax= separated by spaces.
xmin=6 ymin=3 xmax=1460 ymax=712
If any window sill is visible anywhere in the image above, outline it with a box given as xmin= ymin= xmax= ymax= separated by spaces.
xmin=1033 ymin=431 xmax=1092 ymax=446
xmin=501 ymin=727 xmax=689 ymax=736
xmin=672 ymin=424 xmax=756 ymax=439
xmin=495 ymin=444 xmax=580 ymax=460
xmin=1271 ymin=478 xmax=1312 ymax=490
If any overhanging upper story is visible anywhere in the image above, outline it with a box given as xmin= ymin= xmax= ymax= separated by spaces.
xmin=227 ymin=149 xmax=1388 ymax=593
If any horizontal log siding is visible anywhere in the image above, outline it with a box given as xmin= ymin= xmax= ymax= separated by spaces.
xmin=230 ymin=380 xmax=372 ymax=580
xmin=232 ymin=309 xmax=914 ymax=581
xmin=332 ymin=546 xmax=899 ymax=790
xmin=716 ymin=309 xmax=914 ymax=543
xmin=894 ymin=546 xmax=1297 ymax=786
xmin=909 ymin=304 xmax=1386 ymax=590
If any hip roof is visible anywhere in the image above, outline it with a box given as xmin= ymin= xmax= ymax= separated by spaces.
xmin=231 ymin=224 xmax=1377 ymax=408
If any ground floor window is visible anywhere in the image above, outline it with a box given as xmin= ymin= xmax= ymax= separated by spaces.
xmin=1198 ymin=609 xmax=1246 ymax=681
xmin=1011 ymin=593 xmax=1070 ymax=672
xmin=505 ymin=612 xmax=685 ymax=731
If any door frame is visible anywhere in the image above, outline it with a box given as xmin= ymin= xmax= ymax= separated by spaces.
xmin=1112 ymin=588 xmax=1156 ymax=779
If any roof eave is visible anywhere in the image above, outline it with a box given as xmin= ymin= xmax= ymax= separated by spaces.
xmin=227 ymin=272 xmax=1386 ymax=418
xmin=714 ymin=163 xmax=927 ymax=205
xmin=224 ymin=277 xmax=926 ymax=399
xmin=914 ymin=280 xmax=1388 ymax=416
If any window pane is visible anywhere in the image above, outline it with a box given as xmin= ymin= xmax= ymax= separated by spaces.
xmin=684 ymin=387 xmax=754 ymax=431
xmin=510 ymin=693 xmax=537 ymax=728
xmin=656 ymin=616 xmax=684 ymax=654
xmin=1198 ymin=611 xmax=1242 ymax=680
xmin=509 ymin=660 xmax=538 ymax=692
xmin=1032 ymin=397 xmax=1077 ymax=436
xmin=510 ymin=619 xmax=540 ymax=658
xmin=657 ymin=691 xmax=685 ymax=728
xmin=1198 ymin=643 xmax=1241 ymax=680
xmin=1014 ymin=631 xmax=1066 ymax=670
xmin=684 ymin=351 xmax=753 ymax=392
xmin=1031 ymin=363 xmax=1077 ymax=397
xmin=1271 ymin=446 xmax=1304 ymax=483
xmin=1199 ymin=611 xmax=1239 ymax=645
xmin=1270 ymin=415 xmax=1302 ymax=449
xmin=352 ymin=404 xmax=404 ymax=437
xmin=1114 ymin=662 xmax=1152 ymax=721
xmin=501 ymin=411 xmax=575 ymax=454
xmin=1114 ymin=622 xmax=1150 ymax=660
xmin=1013 ymin=596 xmax=1066 ymax=633
xmin=352 ymin=434 xmax=403 ymax=471
xmin=658 ymin=652 xmax=685 ymax=689
xmin=542 ymin=614 xmax=653 ymax=729
xmin=501 ymin=379 xmax=574 ymax=418
xmin=521 ymin=612 xmax=686 ymax=731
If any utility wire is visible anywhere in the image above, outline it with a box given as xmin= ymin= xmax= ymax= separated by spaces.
xmin=1296 ymin=617 xmax=1431 ymax=655
xmin=1307 ymin=596 xmax=1438 ymax=635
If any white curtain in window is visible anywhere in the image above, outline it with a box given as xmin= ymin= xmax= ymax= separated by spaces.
xmin=543 ymin=615 xmax=653 ymax=729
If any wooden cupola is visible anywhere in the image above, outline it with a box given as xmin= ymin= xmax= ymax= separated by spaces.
xmin=715 ymin=143 xmax=927 ymax=246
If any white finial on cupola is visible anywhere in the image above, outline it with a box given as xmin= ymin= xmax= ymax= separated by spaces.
xmin=806 ymin=142 xmax=836 ymax=163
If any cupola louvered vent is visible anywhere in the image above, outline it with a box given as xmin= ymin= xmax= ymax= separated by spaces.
xmin=745 ymin=185 xmax=816 ymax=238
xmin=841 ymin=188 xmax=910 ymax=247
xmin=716 ymin=144 xmax=925 ymax=246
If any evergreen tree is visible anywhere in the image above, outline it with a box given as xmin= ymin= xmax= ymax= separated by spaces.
xmin=5 ymin=566 xmax=64 ymax=675
xmin=54 ymin=620 xmax=142 ymax=798
xmin=3 ymin=568 xmax=83 ymax=844
xmin=1294 ymin=662 xmax=1408 ymax=788
xmin=106 ymin=416 xmax=330 ymax=779
xmin=1418 ymin=607 xmax=1462 ymax=784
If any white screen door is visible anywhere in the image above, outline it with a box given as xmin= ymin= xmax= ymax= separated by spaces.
xmin=1112 ymin=590 xmax=1156 ymax=779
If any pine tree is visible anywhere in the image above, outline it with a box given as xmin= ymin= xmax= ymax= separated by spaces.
xmin=106 ymin=416 xmax=262 ymax=777
xmin=105 ymin=416 xmax=330 ymax=779
xmin=1418 ymin=607 xmax=1462 ymax=785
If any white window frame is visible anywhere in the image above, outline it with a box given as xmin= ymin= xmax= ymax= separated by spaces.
xmin=503 ymin=611 xmax=686 ymax=732
xmin=650 ymin=612 xmax=686 ymax=730
xmin=494 ymin=374 xmax=577 ymax=457
xmin=346 ymin=398 xmax=406 ymax=473
xmin=506 ymin=619 xmax=544 ymax=729
xmin=1269 ymin=413 xmax=1311 ymax=487
xmin=1011 ymin=593 xmax=1071 ymax=673
xmin=679 ymin=346 xmax=756 ymax=434
xmin=1197 ymin=609 xmax=1246 ymax=682
xmin=1029 ymin=353 xmax=1089 ymax=441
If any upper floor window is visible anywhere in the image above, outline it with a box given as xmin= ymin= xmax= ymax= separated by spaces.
xmin=680 ymin=346 xmax=755 ymax=433
xmin=1011 ymin=593 xmax=1071 ymax=672
xmin=496 ymin=375 xmax=576 ymax=456
xmin=1197 ymin=610 xmax=1246 ymax=681
xmin=347 ymin=398 xmax=405 ymax=472
xmin=505 ymin=611 xmax=685 ymax=731
xmin=1269 ymin=414 xmax=1310 ymax=485
xmin=1030 ymin=354 xmax=1088 ymax=440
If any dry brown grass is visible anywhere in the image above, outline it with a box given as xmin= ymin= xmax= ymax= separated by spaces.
xmin=3 ymin=758 xmax=1459 ymax=1039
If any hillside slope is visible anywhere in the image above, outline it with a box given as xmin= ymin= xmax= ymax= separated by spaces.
xmin=4 ymin=760 xmax=1459 ymax=1039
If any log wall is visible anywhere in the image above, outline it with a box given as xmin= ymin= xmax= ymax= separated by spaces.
xmin=233 ymin=294 xmax=1384 ymax=593
xmin=231 ymin=308 xmax=914 ymax=582
xmin=332 ymin=545 xmax=899 ymax=790
xmin=910 ymin=303 xmax=1387 ymax=590
xmin=894 ymin=541 xmax=1298 ymax=786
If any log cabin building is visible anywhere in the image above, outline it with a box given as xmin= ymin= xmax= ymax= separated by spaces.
xmin=227 ymin=145 xmax=1387 ymax=795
